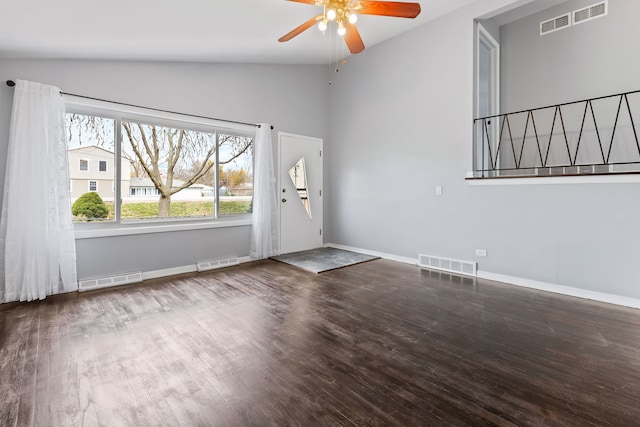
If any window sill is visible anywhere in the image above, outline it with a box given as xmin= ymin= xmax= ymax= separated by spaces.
xmin=74 ymin=216 xmax=252 ymax=239
xmin=465 ymin=172 xmax=640 ymax=186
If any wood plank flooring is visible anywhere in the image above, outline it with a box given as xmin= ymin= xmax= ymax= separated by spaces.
xmin=2 ymin=259 xmax=640 ymax=426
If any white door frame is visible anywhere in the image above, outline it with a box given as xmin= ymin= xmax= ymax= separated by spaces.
xmin=476 ymin=22 xmax=500 ymax=174
xmin=278 ymin=132 xmax=323 ymax=254
xmin=476 ymin=23 xmax=500 ymax=120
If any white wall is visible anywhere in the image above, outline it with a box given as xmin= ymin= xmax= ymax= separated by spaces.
xmin=0 ymin=59 xmax=328 ymax=279
xmin=326 ymin=0 xmax=640 ymax=300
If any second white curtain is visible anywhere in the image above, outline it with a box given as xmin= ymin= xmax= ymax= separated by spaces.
xmin=250 ymin=124 xmax=279 ymax=259
xmin=0 ymin=80 xmax=78 ymax=302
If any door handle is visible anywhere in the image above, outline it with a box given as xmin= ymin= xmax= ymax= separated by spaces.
xmin=282 ymin=198 xmax=287 ymax=203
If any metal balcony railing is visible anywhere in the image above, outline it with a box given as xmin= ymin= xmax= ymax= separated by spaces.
xmin=472 ymin=90 xmax=640 ymax=178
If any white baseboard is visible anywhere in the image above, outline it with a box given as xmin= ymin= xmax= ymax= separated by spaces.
xmin=324 ymin=243 xmax=418 ymax=266
xmin=477 ymin=271 xmax=640 ymax=310
xmin=325 ymin=242 xmax=640 ymax=310
xmin=142 ymin=256 xmax=253 ymax=281
xmin=81 ymin=256 xmax=254 ymax=285
xmin=142 ymin=265 xmax=197 ymax=281
xmin=78 ymin=247 xmax=640 ymax=310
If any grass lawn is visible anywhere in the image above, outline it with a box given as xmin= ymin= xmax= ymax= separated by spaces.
xmin=74 ymin=200 xmax=251 ymax=222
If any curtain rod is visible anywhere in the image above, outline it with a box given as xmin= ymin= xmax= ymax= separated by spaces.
xmin=5 ymin=80 xmax=273 ymax=130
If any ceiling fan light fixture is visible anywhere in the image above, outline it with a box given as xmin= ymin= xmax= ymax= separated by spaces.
xmin=279 ymin=0 xmax=422 ymax=55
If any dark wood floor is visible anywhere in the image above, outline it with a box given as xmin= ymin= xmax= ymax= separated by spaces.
xmin=2 ymin=259 xmax=640 ymax=426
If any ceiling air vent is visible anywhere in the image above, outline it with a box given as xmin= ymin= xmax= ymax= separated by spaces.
xmin=540 ymin=13 xmax=571 ymax=35
xmin=573 ymin=1 xmax=607 ymax=25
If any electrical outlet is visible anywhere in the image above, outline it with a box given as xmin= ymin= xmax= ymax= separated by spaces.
xmin=435 ymin=185 xmax=443 ymax=196
xmin=475 ymin=249 xmax=487 ymax=257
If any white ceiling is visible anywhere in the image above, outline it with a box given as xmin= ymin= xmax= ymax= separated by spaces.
xmin=0 ymin=0 xmax=477 ymax=65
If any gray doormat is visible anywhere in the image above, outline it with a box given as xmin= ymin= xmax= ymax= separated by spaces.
xmin=271 ymin=247 xmax=380 ymax=274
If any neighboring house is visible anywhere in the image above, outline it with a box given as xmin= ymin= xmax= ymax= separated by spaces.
xmin=228 ymin=182 xmax=253 ymax=197
xmin=129 ymin=177 xmax=214 ymax=200
xmin=218 ymin=183 xmax=253 ymax=197
xmin=68 ymin=146 xmax=130 ymax=202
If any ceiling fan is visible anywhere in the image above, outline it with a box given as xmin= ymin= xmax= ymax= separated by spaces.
xmin=278 ymin=0 xmax=422 ymax=54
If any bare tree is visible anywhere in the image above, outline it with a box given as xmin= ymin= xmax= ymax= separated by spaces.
xmin=122 ymin=122 xmax=217 ymax=217
xmin=178 ymin=136 xmax=254 ymax=188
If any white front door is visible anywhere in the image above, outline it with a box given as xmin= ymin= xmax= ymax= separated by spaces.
xmin=279 ymin=133 xmax=323 ymax=254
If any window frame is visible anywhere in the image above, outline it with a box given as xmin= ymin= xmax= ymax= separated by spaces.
xmin=79 ymin=159 xmax=89 ymax=172
xmin=88 ymin=180 xmax=98 ymax=192
xmin=65 ymin=95 xmax=255 ymax=239
xmin=98 ymin=160 xmax=108 ymax=173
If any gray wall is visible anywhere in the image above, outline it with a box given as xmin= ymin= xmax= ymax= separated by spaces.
xmin=478 ymin=18 xmax=500 ymax=42
xmin=0 ymin=59 xmax=328 ymax=279
xmin=326 ymin=0 xmax=640 ymax=299
xmin=497 ymin=0 xmax=640 ymax=172
xmin=2 ymin=0 xmax=640 ymax=300
xmin=500 ymin=0 xmax=640 ymax=112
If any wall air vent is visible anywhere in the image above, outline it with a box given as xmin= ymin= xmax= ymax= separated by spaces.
xmin=197 ymin=257 xmax=239 ymax=272
xmin=573 ymin=1 xmax=607 ymax=25
xmin=79 ymin=272 xmax=143 ymax=292
xmin=540 ymin=13 xmax=571 ymax=35
xmin=418 ymin=254 xmax=477 ymax=277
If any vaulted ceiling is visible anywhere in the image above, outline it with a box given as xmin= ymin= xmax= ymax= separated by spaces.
xmin=0 ymin=0 xmax=477 ymax=64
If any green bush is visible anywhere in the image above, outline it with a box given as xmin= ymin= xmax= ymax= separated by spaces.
xmin=72 ymin=192 xmax=109 ymax=220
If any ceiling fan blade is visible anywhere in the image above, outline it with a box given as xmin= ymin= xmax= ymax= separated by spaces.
xmin=286 ymin=0 xmax=322 ymax=4
xmin=344 ymin=22 xmax=365 ymax=54
xmin=353 ymin=1 xmax=421 ymax=18
xmin=278 ymin=15 xmax=323 ymax=42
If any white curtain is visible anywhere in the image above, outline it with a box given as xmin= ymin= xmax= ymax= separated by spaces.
xmin=0 ymin=80 xmax=77 ymax=302
xmin=250 ymin=124 xmax=279 ymax=259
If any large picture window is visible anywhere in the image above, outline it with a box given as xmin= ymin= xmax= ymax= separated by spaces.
xmin=66 ymin=110 xmax=253 ymax=223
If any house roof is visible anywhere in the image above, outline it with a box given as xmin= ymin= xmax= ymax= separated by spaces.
xmin=68 ymin=145 xmax=133 ymax=161
xmin=68 ymin=145 xmax=115 ymax=155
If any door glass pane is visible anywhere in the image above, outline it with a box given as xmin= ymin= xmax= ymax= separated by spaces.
xmin=288 ymin=157 xmax=311 ymax=219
